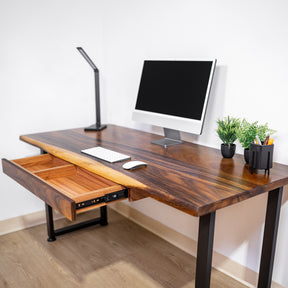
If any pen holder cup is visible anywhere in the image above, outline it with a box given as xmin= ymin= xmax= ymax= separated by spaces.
xmin=249 ymin=143 xmax=274 ymax=175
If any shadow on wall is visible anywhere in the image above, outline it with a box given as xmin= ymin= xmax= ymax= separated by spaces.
xmin=214 ymin=184 xmax=288 ymax=287
xmin=182 ymin=65 xmax=228 ymax=146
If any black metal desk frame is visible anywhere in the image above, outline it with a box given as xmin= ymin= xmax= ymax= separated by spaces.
xmin=196 ymin=187 xmax=283 ymax=288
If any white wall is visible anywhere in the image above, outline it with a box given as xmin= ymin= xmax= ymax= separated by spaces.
xmin=1 ymin=0 xmax=288 ymax=287
xmin=0 ymin=0 xmax=105 ymax=218
xmin=103 ymin=1 xmax=288 ymax=287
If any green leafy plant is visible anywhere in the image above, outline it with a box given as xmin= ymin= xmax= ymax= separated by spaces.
xmin=237 ymin=119 xmax=276 ymax=149
xmin=216 ymin=116 xmax=240 ymax=147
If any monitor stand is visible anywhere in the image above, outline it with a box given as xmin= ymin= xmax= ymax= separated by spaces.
xmin=151 ymin=128 xmax=183 ymax=147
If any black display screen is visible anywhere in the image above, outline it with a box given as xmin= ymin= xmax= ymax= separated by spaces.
xmin=135 ymin=60 xmax=214 ymax=120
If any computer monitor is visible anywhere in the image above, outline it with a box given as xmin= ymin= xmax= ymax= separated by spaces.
xmin=132 ymin=59 xmax=217 ymax=147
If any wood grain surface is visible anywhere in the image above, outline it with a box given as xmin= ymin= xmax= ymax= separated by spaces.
xmin=2 ymin=158 xmax=75 ymax=220
xmin=20 ymin=124 xmax=288 ymax=216
xmin=2 ymin=154 xmax=128 ymax=221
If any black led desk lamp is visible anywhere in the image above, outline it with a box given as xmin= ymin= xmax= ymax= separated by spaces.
xmin=77 ymin=47 xmax=107 ymax=131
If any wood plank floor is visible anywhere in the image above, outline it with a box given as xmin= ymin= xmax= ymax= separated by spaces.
xmin=0 ymin=208 xmax=249 ymax=288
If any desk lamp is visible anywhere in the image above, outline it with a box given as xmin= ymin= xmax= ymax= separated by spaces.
xmin=77 ymin=47 xmax=107 ymax=131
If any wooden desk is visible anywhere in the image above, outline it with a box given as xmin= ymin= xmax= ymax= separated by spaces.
xmin=3 ymin=125 xmax=288 ymax=288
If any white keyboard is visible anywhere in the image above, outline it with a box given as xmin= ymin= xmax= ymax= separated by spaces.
xmin=81 ymin=146 xmax=131 ymax=163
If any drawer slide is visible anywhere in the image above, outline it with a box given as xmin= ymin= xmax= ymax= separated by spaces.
xmin=76 ymin=189 xmax=128 ymax=210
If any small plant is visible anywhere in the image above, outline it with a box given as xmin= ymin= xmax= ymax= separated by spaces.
xmin=237 ymin=119 xmax=276 ymax=149
xmin=216 ymin=116 xmax=240 ymax=147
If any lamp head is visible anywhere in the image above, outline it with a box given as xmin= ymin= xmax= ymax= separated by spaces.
xmin=77 ymin=47 xmax=99 ymax=72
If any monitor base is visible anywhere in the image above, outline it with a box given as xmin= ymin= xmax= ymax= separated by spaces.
xmin=151 ymin=128 xmax=183 ymax=148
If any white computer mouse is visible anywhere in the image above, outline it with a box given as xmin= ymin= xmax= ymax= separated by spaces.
xmin=122 ymin=160 xmax=147 ymax=170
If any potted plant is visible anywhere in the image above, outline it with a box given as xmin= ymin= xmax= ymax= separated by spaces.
xmin=216 ymin=116 xmax=240 ymax=158
xmin=237 ymin=119 xmax=276 ymax=163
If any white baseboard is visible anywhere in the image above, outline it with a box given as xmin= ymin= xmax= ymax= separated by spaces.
xmin=110 ymin=201 xmax=284 ymax=288
xmin=0 ymin=210 xmax=63 ymax=236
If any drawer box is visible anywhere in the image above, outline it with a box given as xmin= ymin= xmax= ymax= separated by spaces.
xmin=2 ymin=154 xmax=128 ymax=221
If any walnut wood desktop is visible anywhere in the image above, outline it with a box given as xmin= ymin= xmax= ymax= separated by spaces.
xmin=3 ymin=124 xmax=288 ymax=288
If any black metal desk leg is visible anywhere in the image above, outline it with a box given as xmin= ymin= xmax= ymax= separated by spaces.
xmin=258 ymin=187 xmax=283 ymax=288
xmin=195 ymin=211 xmax=216 ymax=288
xmin=100 ymin=206 xmax=108 ymax=226
xmin=45 ymin=203 xmax=56 ymax=242
xmin=44 ymin=204 xmax=109 ymax=241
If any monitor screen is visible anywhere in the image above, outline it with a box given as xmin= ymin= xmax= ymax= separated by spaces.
xmin=132 ymin=59 xmax=216 ymax=144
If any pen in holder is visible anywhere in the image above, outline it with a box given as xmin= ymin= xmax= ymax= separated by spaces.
xmin=249 ymin=143 xmax=274 ymax=175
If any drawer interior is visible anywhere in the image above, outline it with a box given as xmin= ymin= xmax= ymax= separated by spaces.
xmin=12 ymin=154 xmax=127 ymax=214
xmin=14 ymin=154 xmax=70 ymax=172
xmin=34 ymin=165 xmax=124 ymax=202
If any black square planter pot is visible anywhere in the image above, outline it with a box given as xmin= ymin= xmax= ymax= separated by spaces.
xmin=249 ymin=143 xmax=274 ymax=175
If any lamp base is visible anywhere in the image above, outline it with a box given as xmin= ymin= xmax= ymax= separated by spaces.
xmin=84 ymin=124 xmax=107 ymax=132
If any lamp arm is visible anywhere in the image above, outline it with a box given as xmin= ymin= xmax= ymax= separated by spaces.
xmin=94 ymin=71 xmax=101 ymax=127
xmin=77 ymin=46 xmax=106 ymax=131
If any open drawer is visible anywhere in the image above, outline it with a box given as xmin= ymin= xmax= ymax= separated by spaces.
xmin=2 ymin=154 xmax=128 ymax=221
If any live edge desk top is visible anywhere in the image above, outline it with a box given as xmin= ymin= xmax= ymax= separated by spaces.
xmin=19 ymin=124 xmax=288 ymax=217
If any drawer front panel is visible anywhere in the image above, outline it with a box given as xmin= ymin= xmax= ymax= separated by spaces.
xmin=2 ymin=159 xmax=75 ymax=220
